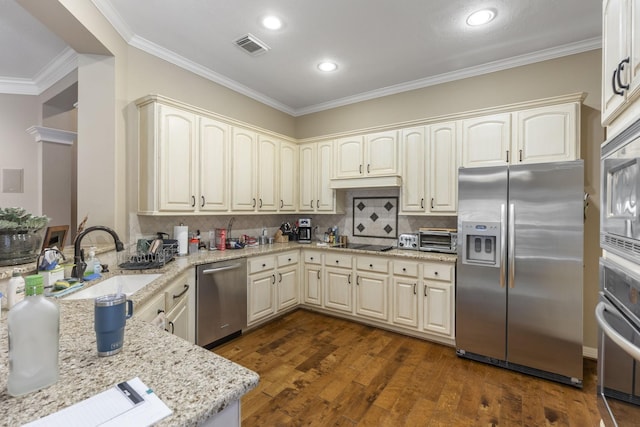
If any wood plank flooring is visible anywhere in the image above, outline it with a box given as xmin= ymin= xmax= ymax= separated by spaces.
xmin=214 ymin=309 xmax=600 ymax=426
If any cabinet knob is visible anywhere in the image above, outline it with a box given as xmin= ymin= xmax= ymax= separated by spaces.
xmin=288 ymin=258 xmax=292 ymax=262
xmin=336 ymin=260 xmax=339 ymax=264
xmin=402 ymin=267 xmax=406 ymax=272
xmin=201 ymin=196 xmax=205 ymax=207
xmin=434 ymin=271 xmax=439 ymax=276
xmin=369 ymin=264 xmax=373 ymax=268
xmin=262 ymin=263 xmax=266 ymax=267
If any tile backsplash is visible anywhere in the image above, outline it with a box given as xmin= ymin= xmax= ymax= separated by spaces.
xmin=131 ymin=188 xmax=456 ymax=246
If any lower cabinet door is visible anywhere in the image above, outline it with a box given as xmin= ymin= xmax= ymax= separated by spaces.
xmin=277 ymin=267 xmax=299 ymax=311
xmin=392 ymin=277 xmax=419 ymax=328
xmin=303 ymin=265 xmax=323 ymax=306
xmin=422 ymin=281 xmax=451 ymax=336
xmin=248 ymin=272 xmax=276 ymax=324
xmin=166 ymin=296 xmax=189 ymax=341
xmin=355 ymin=273 xmax=388 ymax=321
xmin=324 ymin=267 xmax=352 ymax=313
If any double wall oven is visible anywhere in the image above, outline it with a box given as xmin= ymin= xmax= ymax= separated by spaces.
xmin=599 ymin=118 xmax=640 ymax=425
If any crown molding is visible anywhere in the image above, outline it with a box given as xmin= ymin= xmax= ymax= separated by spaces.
xmin=26 ymin=126 xmax=77 ymax=145
xmin=0 ymin=47 xmax=77 ymax=96
xmin=294 ymin=37 xmax=602 ymax=116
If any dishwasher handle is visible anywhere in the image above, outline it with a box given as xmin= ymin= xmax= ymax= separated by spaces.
xmin=201 ymin=263 xmax=244 ymax=275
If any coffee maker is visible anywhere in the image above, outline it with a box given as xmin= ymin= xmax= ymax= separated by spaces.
xmin=298 ymin=218 xmax=312 ymax=243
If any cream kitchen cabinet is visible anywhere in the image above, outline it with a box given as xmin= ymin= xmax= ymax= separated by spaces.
xmin=276 ymin=252 xmax=300 ymax=311
xmin=602 ymin=0 xmax=640 ymax=125
xmin=324 ymin=252 xmax=353 ymax=313
xmin=256 ymin=135 xmax=279 ymax=211
xmin=247 ymin=255 xmax=277 ymax=325
xmin=391 ymin=260 xmax=419 ymax=329
xmin=400 ymin=123 xmax=458 ymax=215
xmin=299 ymin=141 xmax=337 ymax=212
xmin=514 ymin=103 xmax=579 ymax=164
xmin=428 ymin=122 xmax=458 ymax=213
xmin=232 ymin=131 xmax=292 ymax=212
xmin=303 ymin=250 xmax=323 ymax=307
xmin=399 ymin=126 xmax=427 ymax=213
xmin=355 ymin=256 xmax=389 ymax=321
xmin=461 ymin=102 xmax=580 ymax=168
xmin=164 ymin=270 xmax=195 ymax=343
xmin=135 ymin=269 xmax=195 ymax=344
xmin=137 ymin=101 xmax=230 ymax=214
xmin=421 ymin=262 xmax=455 ymax=337
xmin=461 ymin=113 xmax=512 ymax=168
xmin=279 ymin=140 xmax=298 ymax=211
xmin=334 ymin=130 xmax=398 ymax=179
xmin=247 ymin=251 xmax=299 ymax=326
xmin=231 ymin=127 xmax=258 ymax=211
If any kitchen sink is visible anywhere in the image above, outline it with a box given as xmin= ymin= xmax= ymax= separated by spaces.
xmin=63 ymin=274 xmax=161 ymax=300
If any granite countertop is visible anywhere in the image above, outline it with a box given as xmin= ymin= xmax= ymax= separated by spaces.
xmin=0 ymin=242 xmax=456 ymax=425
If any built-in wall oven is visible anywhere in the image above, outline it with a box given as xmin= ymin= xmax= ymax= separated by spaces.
xmin=600 ymin=117 xmax=640 ymax=425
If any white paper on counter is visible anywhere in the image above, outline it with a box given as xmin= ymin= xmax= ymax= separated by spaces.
xmin=24 ymin=377 xmax=172 ymax=427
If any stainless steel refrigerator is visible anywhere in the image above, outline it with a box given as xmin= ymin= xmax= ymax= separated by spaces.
xmin=456 ymin=160 xmax=584 ymax=387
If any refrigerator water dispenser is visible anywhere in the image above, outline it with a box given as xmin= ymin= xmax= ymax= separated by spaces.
xmin=461 ymin=221 xmax=501 ymax=267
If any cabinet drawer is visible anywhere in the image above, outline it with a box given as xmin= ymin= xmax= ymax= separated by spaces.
xmin=278 ymin=251 xmax=299 ymax=267
xmin=304 ymin=251 xmax=323 ymax=265
xmin=356 ymin=256 xmax=389 ymax=273
xmin=165 ymin=271 xmax=191 ymax=312
xmin=325 ymin=253 xmax=353 ymax=268
xmin=393 ymin=260 xmax=419 ymax=277
xmin=423 ymin=262 xmax=453 ymax=282
xmin=249 ymin=256 xmax=276 ymax=274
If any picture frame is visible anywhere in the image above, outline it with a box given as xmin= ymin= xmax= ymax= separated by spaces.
xmin=42 ymin=225 xmax=69 ymax=251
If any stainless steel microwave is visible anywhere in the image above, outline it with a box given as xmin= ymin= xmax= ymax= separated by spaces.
xmin=602 ymin=118 xmax=640 ymax=263
xmin=418 ymin=228 xmax=457 ymax=254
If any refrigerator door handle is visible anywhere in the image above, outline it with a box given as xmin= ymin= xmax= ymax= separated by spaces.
xmin=508 ymin=203 xmax=516 ymax=288
xmin=500 ymin=204 xmax=507 ymax=288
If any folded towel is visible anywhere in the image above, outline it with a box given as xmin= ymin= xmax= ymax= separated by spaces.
xmin=151 ymin=311 xmax=166 ymax=330
xmin=50 ymin=283 xmax=84 ymax=298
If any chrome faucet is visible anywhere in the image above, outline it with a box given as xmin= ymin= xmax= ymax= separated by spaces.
xmin=72 ymin=226 xmax=125 ymax=281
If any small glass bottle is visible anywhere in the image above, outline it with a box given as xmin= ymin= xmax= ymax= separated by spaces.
xmin=7 ymin=274 xmax=60 ymax=396
xmin=7 ymin=269 xmax=25 ymax=309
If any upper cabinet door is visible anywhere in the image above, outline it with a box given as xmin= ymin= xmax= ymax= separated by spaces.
xmin=199 ymin=117 xmax=229 ymax=211
xmin=428 ymin=121 xmax=458 ymax=213
xmin=231 ymin=127 xmax=257 ymax=211
xmin=602 ymin=0 xmax=629 ymax=124
xmin=334 ymin=136 xmax=364 ymax=178
xmin=257 ymin=136 xmax=279 ymax=212
xmin=400 ymin=126 xmax=427 ymax=213
xmin=279 ymin=141 xmax=297 ymax=212
xmin=515 ymin=103 xmax=579 ymax=164
xmin=365 ymin=130 xmax=398 ymax=176
xmin=299 ymin=143 xmax=315 ymax=212
xmin=461 ymin=113 xmax=512 ymax=168
xmin=158 ymin=105 xmax=197 ymax=211
xmin=316 ymin=141 xmax=335 ymax=212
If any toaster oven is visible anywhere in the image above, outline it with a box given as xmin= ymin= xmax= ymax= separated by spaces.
xmin=419 ymin=228 xmax=457 ymax=254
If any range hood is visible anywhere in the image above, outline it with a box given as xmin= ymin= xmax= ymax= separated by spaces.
xmin=329 ymin=175 xmax=402 ymax=189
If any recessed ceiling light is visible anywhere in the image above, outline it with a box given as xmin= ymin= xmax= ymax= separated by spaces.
xmin=466 ymin=9 xmax=496 ymax=26
xmin=318 ymin=61 xmax=338 ymax=72
xmin=262 ymin=15 xmax=282 ymax=30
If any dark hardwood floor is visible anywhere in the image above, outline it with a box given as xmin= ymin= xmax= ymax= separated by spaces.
xmin=215 ymin=309 xmax=600 ymax=426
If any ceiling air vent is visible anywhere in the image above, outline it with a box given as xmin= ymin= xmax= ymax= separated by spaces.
xmin=234 ymin=33 xmax=270 ymax=56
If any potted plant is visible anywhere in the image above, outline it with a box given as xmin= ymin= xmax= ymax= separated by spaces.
xmin=0 ymin=207 xmax=49 ymax=266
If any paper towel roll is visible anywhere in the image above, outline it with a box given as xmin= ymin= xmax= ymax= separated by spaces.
xmin=174 ymin=225 xmax=188 ymax=255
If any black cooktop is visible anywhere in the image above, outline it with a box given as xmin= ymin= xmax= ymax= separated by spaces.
xmin=343 ymin=243 xmax=394 ymax=252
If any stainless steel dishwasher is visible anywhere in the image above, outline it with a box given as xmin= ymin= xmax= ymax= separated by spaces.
xmin=196 ymin=259 xmax=247 ymax=348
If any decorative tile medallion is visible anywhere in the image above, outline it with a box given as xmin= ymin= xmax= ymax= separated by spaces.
xmin=352 ymin=196 xmax=398 ymax=239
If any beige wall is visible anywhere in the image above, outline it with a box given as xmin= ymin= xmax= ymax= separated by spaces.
xmin=296 ymin=50 xmax=602 ymax=138
xmin=125 ymin=48 xmax=296 ymax=137
xmin=0 ymin=94 xmax=41 ymax=214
